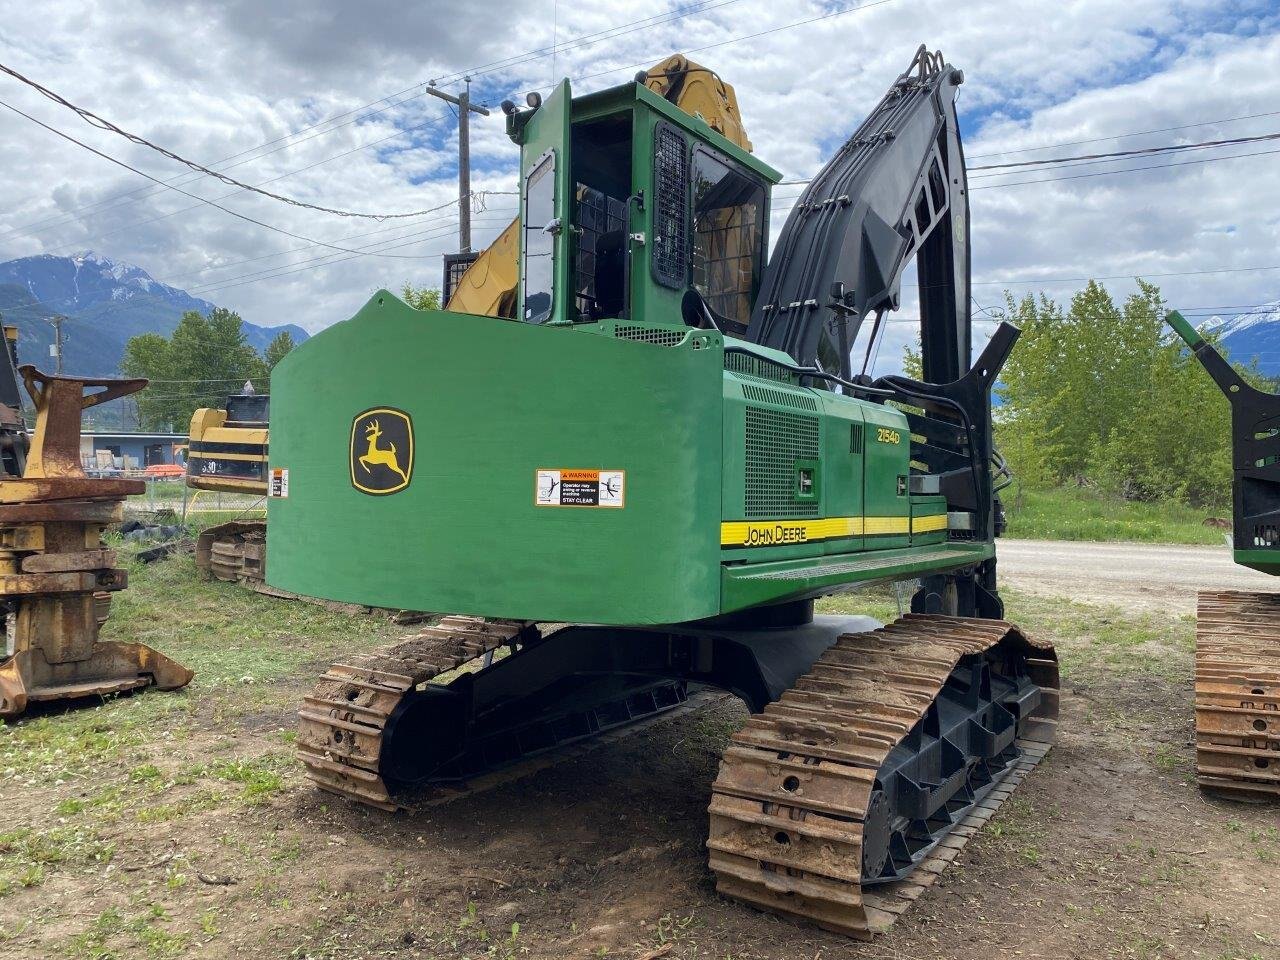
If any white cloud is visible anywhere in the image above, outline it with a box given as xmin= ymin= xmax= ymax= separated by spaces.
xmin=0 ymin=0 xmax=1276 ymax=344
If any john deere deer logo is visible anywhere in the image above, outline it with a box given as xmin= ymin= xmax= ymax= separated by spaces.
xmin=350 ymin=407 xmax=413 ymax=495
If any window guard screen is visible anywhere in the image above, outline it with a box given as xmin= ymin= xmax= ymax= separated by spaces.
xmin=692 ymin=147 xmax=765 ymax=329
xmin=651 ymin=123 xmax=689 ymax=289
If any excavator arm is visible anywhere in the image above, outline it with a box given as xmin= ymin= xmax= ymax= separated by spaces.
xmin=748 ymin=46 xmax=971 ymax=385
xmin=743 ymin=47 xmax=1014 ymax=613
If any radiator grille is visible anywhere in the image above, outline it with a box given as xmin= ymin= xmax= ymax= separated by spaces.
xmin=741 ymin=383 xmax=818 ymax=410
xmin=744 ymin=406 xmax=820 ymax=518
xmin=615 ymin=325 xmax=686 ymax=346
xmin=725 ymin=351 xmax=798 ymax=384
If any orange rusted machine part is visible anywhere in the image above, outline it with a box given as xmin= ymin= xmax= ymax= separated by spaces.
xmin=0 ymin=366 xmax=192 ymax=717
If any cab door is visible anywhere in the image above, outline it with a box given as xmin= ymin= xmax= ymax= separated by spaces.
xmin=518 ymin=80 xmax=573 ymax=326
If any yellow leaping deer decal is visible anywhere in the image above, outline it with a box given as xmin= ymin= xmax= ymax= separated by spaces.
xmin=358 ymin=418 xmax=408 ymax=484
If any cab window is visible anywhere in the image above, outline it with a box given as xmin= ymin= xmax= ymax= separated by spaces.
xmin=522 ymin=151 xmax=556 ymax=324
xmin=691 ymin=148 xmax=766 ymax=330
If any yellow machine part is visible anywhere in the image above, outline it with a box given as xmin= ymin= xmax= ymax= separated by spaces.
xmin=444 ymin=53 xmax=752 ymax=318
xmin=185 ymin=407 xmax=269 ymax=495
xmin=642 ymin=53 xmax=752 ymax=152
xmin=443 ymin=218 xmax=520 ymax=316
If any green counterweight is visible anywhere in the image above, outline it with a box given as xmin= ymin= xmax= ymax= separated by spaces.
xmin=265 ymin=293 xmax=981 ymax=624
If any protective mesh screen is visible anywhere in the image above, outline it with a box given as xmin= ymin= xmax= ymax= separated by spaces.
xmin=744 ymin=406 xmax=820 ymax=518
xmin=651 ymin=125 xmax=689 ymax=289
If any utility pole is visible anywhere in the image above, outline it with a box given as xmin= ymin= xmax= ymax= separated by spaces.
xmin=47 ymin=315 xmax=65 ymax=374
xmin=426 ymin=77 xmax=490 ymax=253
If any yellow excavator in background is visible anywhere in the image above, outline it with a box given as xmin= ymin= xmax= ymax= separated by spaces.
xmin=185 ymin=54 xmax=751 ymax=582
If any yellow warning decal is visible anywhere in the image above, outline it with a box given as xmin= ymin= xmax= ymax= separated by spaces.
xmin=720 ymin=515 xmax=948 ymax=547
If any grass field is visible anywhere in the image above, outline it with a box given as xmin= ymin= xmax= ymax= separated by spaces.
xmin=0 ymin=552 xmax=1275 ymax=959
xmin=1002 ymin=485 xmax=1229 ymax=545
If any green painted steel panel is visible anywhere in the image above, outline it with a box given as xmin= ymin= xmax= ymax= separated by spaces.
xmin=861 ymin=403 xmax=912 ymax=549
xmin=266 ymin=292 xmax=724 ymax=625
xmin=721 ymin=542 xmax=994 ymax=612
xmin=1233 ymin=548 xmax=1280 ymax=575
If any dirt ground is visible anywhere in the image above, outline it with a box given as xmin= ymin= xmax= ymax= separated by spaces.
xmin=0 ymin=557 xmax=1277 ymax=960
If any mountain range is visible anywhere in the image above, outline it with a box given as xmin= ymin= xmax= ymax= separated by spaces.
xmin=1206 ymin=300 xmax=1280 ymax=375
xmin=0 ymin=252 xmax=307 ymax=378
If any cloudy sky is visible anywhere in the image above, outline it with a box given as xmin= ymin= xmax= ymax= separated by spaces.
xmin=0 ymin=0 xmax=1277 ymax=371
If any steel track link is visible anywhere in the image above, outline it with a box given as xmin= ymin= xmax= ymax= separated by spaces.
xmin=706 ymin=614 xmax=1060 ymax=938
xmin=1194 ymin=591 xmax=1280 ymax=800
xmin=297 ymin=616 xmax=534 ymax=809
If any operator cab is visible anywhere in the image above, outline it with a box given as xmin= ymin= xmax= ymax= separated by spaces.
xmin=504 ymin=79 xmax=780 ymax=335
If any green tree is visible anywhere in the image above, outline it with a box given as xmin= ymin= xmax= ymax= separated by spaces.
xmin=996 ymin=279 xmax=1238 ymax=507
xmin=400 ymin=283 xmax=442 ymax=311
xmin=120 ymin=332 xmax=174 ymax=430
xmin=264 ymin=330 xmax=295 ymax=371
xmin=121 ymin=307 xmax=267 ymax=431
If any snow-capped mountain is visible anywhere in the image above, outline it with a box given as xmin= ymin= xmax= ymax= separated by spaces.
xmin=0 ymin=251 xmax=203 ymax=313
xmin=0 ymin=252 xmax=307 ymax=377
xmin=1204 ymin=300 xmax=1280 ymax=375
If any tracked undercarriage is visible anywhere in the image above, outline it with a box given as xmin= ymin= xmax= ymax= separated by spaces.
xmin=298 ymin=612 xmax=1058 ymax=936
xmin=1193 ymin=591 xmax=1280 ymax=800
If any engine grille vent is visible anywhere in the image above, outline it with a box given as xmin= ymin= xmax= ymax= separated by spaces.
xmin=725 ymin=352 xmax=797 ymax=384
xmin=614 ymin=325 xmax=686 ymax=347
xmin=850 ymin=422 xmax=864 ymax=453
xmin=741 ymin=383 xmax=818 ymax=411
xmin=744 ymin=406 xmax=820 ymax=519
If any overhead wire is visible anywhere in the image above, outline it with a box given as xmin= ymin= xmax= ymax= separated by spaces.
xmin=550 ymin=0 xmax=901 ymax=93
xmin=4 ymin=107 xmax=459 ymax=248
xmin=968 ymin=130 xmax=1280 ymax=172
xmin=970 ymin=145 xmax=1280 ymax=189
xmin=0 ymin=96 xmax=461 ymax=259
xmin=0 ymin=0 xmax=750 ymax=243
xmin=0 ymin=62 xmax=469 ymax=221
xmin=966 ymin=109 xmax=1280 ymax=160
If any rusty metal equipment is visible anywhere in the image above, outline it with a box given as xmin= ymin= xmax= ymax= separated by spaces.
xmin=1192 ymin=591 xmax=1279 ymax=799
xmin=194 ymin=520 xmax=266 ymax=584
xmin=0 ymin=365 xmax=192 ymax=717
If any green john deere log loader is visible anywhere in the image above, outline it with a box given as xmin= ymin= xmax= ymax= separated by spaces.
xmin=1166 ymin=311 xmax=1279 ymax=801
xmin=270 ymin=47 xmax=1060 ymax=938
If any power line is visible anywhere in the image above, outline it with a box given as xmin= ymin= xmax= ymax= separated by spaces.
xmin=185 ymin=220 xmax=474 ymax=296
xmin=549 ymin=0 xmax=902 ymax=93
xmin=432 ymin=0 xmax=749 ymax=89
xmin=966 ymin=109 xmax=1280 ymax=160
xmin=970 ymin=145 xmax=1280 ymax=189
xmin=0 ymin=90 xmax=444 ymax=244
xmin=778 ymin=131 xmax=1280 ymax=190
xmin=0 ymin=212 xmax=514 ymax=318
xmin=969 ymin=130 xmax=1280 ymax=172
xmin=7 ymin=0 xmax=896 ymax=259
xmin=0 ymin=62 xmax=468 ymax=221
xmin=0 ymin=96 xmax=460 ymax=259
xmin=0 ymin=0 xmax=747 ymax=243
xmin=972 ymin=264 xmax=1280 ymax=286
xmin=1 ymin=108 xmax=458 ymax=248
